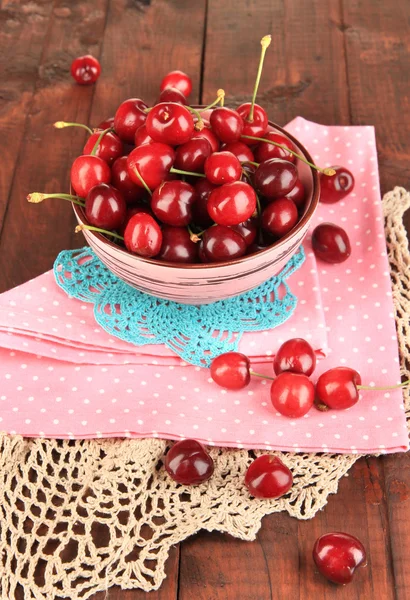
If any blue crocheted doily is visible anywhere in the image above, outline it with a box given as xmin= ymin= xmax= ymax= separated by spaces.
xmin=53 ymin=246 xmax=305 ymax=366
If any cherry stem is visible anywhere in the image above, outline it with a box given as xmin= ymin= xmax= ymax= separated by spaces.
xmin=27 ymin=193 xmax=85 ymax=207
xmin=248 ymin=35 xmax=271 ymax=123
xmin=91 ymin=128 xmax=112 ymax=156
xmin=249 ymin=370 xmax=274 ymax=381
xmin=200 ymin=89 xmax=226 ymax=112
xmin=357 ymin=380 xmax=410 ymax=391
xmin=185 ymin=106 xmax=204 ymax=130
xmin=133 ymin=167 xmax=152 ymax=196
xmin=75 ymin=224 xmax=124 ymax=241
xmin=241 ymin=134 xmax=336 ymax=176
xmin=54 ymin=121 xmax=93 ymax=135
xmin=187 ymin=225 xmax=204 ymax=243
xmin=170 ymin=167 xmax=206 ymax=178
xmin=242 ymin=160 xmax=259 ymax=167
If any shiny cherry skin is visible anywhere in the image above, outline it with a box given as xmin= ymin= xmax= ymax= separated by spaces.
xmin=254 ymin=158 xmax=298 ymax=199
xmin=320 ymin=166 xmax=355 ymax=204
xmin=245 ymin=455 xmax=293 ymax=499
xmin=174 ymin=138 xmax=212 ymax=173
xmin=158 ymin=226 xmax=198 ymax=263
xmin=151 ymin=180 xmax=196 ymax=226
xmin=111 ymin=156 xmax=146 ymax=204
xmin=208 ymin=181 xmax=257 ymax=226
xmin=191 ymin=179 xmax=216 ymax=228
xmin=165 ymin=439 xmax=214 ymax=485
xmin=124 ymin=213 xmax=162 ymax=257
xmin=273 ymin=338 xmax=316 ymax=376
xmin=114 ymin=98 xmax=148 ymax=143
xmin=232 ymin=217 xmax=258 ymax=246
xmin=237 ymin=102 xmax=268 ymax=144
xmin=285 ymin=179 xmax=305 ymax=210
xmin=222 ymin=142 xmax=255 ymax=164
xmin=118 ymin=203 xmax=152 ymax=236
xmin=316 ymin=367 xmax=362 ymax=410
xmin=261 ymin=197 xmax=298 ymax=238
xmin=198 ymin=240 xmax=208 ymax=263
xmin=204 ymin=151 xmax=242 ymax=185
xmin=202 ymin=225 xmax=247 ymax=262
xmin=70 ymin=55 xmax=101 ymax=85
xmin=241 ymin=163 xmax=256 ymax=184
xmin=71 ymin=155 xmax=111 ymax=197
xmin=270 ymin=372 xmax=315 ymax=418
xmin=83 ymin=131 xmax=123 ymax=166
xmin=209 ymin=107 xmax=244 ymax=143
xmin=254 ymin=131 xmax=296 ymax=164
xmin=134 ymin=123 xmax=154 ymax=147
xmin=146 ymin=102 xmax=194 ymax=145
xmin=85 ymin=184 xmax=126 ymax=230
xmin=158 ymin=86 xmax=187 ymax=104
xmin=192 ymin=124 xmax=220 ymax=153
xmin=97 ymin=116 xmax=115 ymax=129
xmin=160 ymin=70 xmax=192 ymax=98
xmin=312 ymin=223 xmax=351 ymax=263
xmin=313 ymin=532 xmax=367 ymax=585
xmin=210 ymin=352 xmax=251 ymax=390
xmin=127 ymin=143 xmax=175 ymax=190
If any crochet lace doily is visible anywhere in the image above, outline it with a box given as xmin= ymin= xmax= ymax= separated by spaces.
xmin=0 ymin=187 xmax=409 ymax=599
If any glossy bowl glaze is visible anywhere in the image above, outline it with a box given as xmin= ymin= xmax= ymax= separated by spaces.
xmin=73 ymin=116 xmax=319 ymax=304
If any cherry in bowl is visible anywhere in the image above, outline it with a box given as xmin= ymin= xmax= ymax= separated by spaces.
xmin=208 ymin=181 xmax=257 ymax=226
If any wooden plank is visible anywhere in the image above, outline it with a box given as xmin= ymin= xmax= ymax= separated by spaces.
xmin=0 ymin=0 xmax=55 ymax=230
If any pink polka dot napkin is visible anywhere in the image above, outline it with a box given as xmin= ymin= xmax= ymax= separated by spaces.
xmin=0 ymin=118 xmax=407 ymax=455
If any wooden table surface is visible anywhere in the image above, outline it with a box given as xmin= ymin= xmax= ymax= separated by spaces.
xmin=1 ymin=0 xmax=410 ymax=598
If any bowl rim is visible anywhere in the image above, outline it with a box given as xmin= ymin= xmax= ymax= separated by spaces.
xmin=73 ymin=117 xmax=320 ymax=270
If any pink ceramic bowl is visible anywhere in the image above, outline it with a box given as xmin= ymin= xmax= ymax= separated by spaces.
xmin=73 ymin=119 xmax=319 ymax=305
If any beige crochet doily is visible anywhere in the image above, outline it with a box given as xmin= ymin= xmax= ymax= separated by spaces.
xmin=0 ymin=187 xmax=409 ymax=599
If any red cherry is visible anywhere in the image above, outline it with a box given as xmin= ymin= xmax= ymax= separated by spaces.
xmin=198 ymin=240 xmax=208 ymax=263
xmin=313 ymin=532 xmax=367 ymax=585
xmin=97 ymin=116 xmax=115 ymax=129
xmin=85 ymin=184 xmax=126 ymax=230
xmin=237 ymin=103 xmax=268 ymax=144
xmin=285 ymin=179 xmax=305 ymax=210
xmin=127 ymin=143 xmax=175 ymax=191
xmin=151 ymin=180 xmax=196 ymax=226
xmin=209 ymin=107 xmax=244 ymax=143
xmin=245 ymin=455 xmax=293 ymax=499
xmin=254 ymin=158 xmax=298 ymax=199
xmin=204 ymin=151 xmax=242 ymax=185
xmin=247 ymin=240 xmax=269 ymax=255
xmin=165 ymin=439 xmax=214 ymax=485
xmin=320 ymin=166 xmax=355 ymax=204
xmin=114 ymin=98 xmax=148 ymax=143
xmin=232 ymin=217 xmax=258 ymax=246
xmin=146 ymin=102 xmax=194 ymax=145
xmin=191 ymin=179 xmax=216 ymax=228
xmin=202 ymin=225 xmax=247 ymax=262
xmin=312 ymin=223 xmax=351 ymax=264
xmin=174 ymin=138 xmax=212 ymax=173
xmin=273 ymin=338 xmax=316 ymax=376
xmin=70 ymin=55 xmax=101 ymax=85
xmin=241 ymin=163 xmax=256 ymax=184
xmin=158 ymin=86 xmax=187 ymax=104
xmin=210 ymin=352 xmax=250 ymax=390
xmin=158 ymin=226 xmax=198 ymax=263
xmin=316 ymin=367 xmax=361 ymax=410
xmin=222 ymin=142 xmax=255 ymax=164
xmin=254 ymin=132 xmax=296 ymax=163
xmin=124 ymin=213 xmax=162 ymax=257
xmin=261 ymin=197 xmax=298 ymax=238
xmin=118 ymin=204 xmax=152 ymax=236
xmin=134 ymin=124 xmax=154 ymax=147
xmin=208 ymin=181 xmax=257 ymax=226
xmin=111 ymin=156 xmax=146 ymax=204
xmin=83 ymin=131 xmax=123 ymax=166
xmin=270 ymin=372 xmax=315 ymax=418
xmin=192 ymin=124 xmax=220 ymax=153
xmin=71 ymin=155 xmax=111 ymax=197
xmin=160 ymin=70 xmax=192 ymax=98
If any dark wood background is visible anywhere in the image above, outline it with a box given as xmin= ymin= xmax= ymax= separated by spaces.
xmin=1 ymin=0 xmax=410 ymax=598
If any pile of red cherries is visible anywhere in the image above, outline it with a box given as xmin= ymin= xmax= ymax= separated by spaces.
xmin=29 ymin=38 xmax=354 ymax=266
xmin=165 ymin=437 xmax=367 ymax=585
